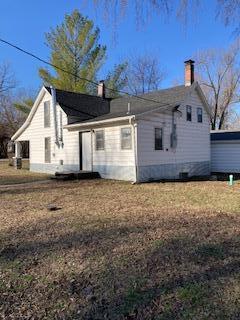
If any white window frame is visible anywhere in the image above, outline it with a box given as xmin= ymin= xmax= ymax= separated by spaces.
xmin=44 ymin=101 xmax=51 ymax=128
xmin=44 ymin=137 xmax=51 ymax=163
xmin=197 ymin=107 xmax=203 ymax=123
xmin=121 ymin=127 xmax=132 ymax=150
xmin=154 ymin=127 xmax=163 ymax=150
xmin=95 ymin=129 xmax=105 ymax=150
xmin=186 ymin=105 xmax=192 ymax=122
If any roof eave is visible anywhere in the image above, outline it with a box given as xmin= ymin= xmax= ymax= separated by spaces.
xmin=11 ymin=86 xmax=49 ymax=141
xmin=64 ymin=115 xmax=135 ymax=130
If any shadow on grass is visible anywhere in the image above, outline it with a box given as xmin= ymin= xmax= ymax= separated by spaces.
xmin=0 ymin=212 xmax=240 ymax=319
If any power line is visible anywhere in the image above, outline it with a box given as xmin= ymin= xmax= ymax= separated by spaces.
xmin=0 ymin=37 xmax=175 ymax=109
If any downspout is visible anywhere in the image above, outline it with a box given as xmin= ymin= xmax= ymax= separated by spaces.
xmin=50 ymin=86 xmax=59 ymax=146
xmin=91 ymin=129 xmax=94 ymax=172
xmin=130 ymin=117 xmax=138 ymax=183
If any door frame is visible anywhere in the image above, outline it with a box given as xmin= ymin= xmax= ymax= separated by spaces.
xmin=79 ymin=130 xmax=92 ymax=171
xmin=79 ymin=132 xmax=83 ymax=170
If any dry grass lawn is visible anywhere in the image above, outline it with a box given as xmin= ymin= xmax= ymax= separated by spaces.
xmin=0 ymin=160 xmax=50 ymax=185
xmin=0 ymin=176 xmax=240 ymax=319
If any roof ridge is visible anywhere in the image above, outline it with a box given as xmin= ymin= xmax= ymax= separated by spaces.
xmin=44 ymin=86 xmax=107 ymax=100
xmin=111 ymin=85 xmax=187 ymax=102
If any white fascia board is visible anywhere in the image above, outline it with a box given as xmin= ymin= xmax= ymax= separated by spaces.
xmin=64 ymin=115 xmax=135 ymax=130
xmin=211 ymin=129 xmax=240 ymax=133
xmin=192 ymin=82 xmax=212 ymax=118
xmin=11 ymin=86 xmax=49 ymax=141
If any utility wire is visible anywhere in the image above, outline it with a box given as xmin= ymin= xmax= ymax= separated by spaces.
xmin=0 ymin=37 xmax=175 ymax=109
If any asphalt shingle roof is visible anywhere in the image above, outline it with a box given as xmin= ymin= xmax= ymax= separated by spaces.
xmin=46 ymin=85 xmax=191 ymax=124
xmin=211 ymin=131 xmax=240 ymax=141
xmin=45 ymin=87 xmax=110 ymax=124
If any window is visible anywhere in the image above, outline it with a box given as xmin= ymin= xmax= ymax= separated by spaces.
xmin=44 ymin=101 xmax=50 ymax=128
xmin=121 ymin=127 xmax=132 ymax=150
xmin=155 ymin=128 xmax=163 ymax=150
xmin=197 ymin=107 xmax=203 ymax=123
xmin=186 ymin=105 xmax=192 ymax=121
xmin=45 ymin=137 xmax=51 ymax=163
xmin=59 ymin=111 xmax=63 ymax=142
xmin=95 ymin=130 xmax=104 ymax=150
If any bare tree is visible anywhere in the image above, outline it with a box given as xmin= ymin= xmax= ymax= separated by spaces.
xmin=0 ymin=63 xmax=16 ymax=94
xmin=91 ymin=0 xmax=240 ymax=34
xmin=0 ymin=63 xmax=19 ymax=158
xmin=217 ymin=0 xmax=240 ymax=34
xmin=195 ymin=41 xmax=240 ymax=130
xmin=124 ymin=54 xmax=166 ymax=95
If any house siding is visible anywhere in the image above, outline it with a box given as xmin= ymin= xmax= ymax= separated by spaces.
xmin=136 ymin=90 xmax=210 ymax=181
xmin=16 ymin=94 xmax=136 ymax=180
xmin=92 ymin=124 xmax=136 ymax=181
xmin=211 ymin=141 xmax=240 ymax=172
xmin=16 ymin=90 xmax=80 ymax=173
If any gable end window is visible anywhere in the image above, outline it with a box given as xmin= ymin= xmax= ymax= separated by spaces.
xmin=45 ymin=137 xmax=51 ymax=163
xmin=186 ymin=105 xmax=192 ymax=121
xmin=197 ymin=107 xmax=203 ymax=123
xmin=155 ymin=128 xmax=163 ymax=150
xmin=121 ymin=127 xmax=132 ymax=150
xmin=44 ymin=101 xmax=50 ymax=128
xmin=95 ymin=130 xmax=104 ymax=150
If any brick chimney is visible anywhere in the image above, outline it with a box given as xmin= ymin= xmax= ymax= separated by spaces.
xmin=97 ymin=80 xmax=105 ymax=98
xmin=184 ymin=59 xmax=195 ymax=86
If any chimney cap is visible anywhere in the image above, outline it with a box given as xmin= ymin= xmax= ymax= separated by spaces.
xmin=184 ymin=59 xmax=195 ymax=64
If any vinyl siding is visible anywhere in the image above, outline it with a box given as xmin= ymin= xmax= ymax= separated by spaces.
xmin=16 ymin=91 xmax=135 ymax=176
xmin=16 ymin=90 xmax=80 ymax=172
xmin=92 ymin=125 xmax=135 ymax=166
xmin=137 ymin=89 xmax=210 ymax=169
xmin=211 ymin=141 xmax=240 ymax=172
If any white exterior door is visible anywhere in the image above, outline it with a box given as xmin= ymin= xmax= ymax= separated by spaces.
xmin=82 ymin=132 xmax=92 ymax=171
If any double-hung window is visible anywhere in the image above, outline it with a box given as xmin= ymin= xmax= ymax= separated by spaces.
xmin=186 ymin=105 xmax=192 ymax=121
xmin=45 ymin=137 xmax=51 ymax=163
xmin=155 ymin=128 xmax=163 ymax=150
xmin=121 ymin=127 xmax=132 ymax=150
xmin=44 ymin=101 xmax=50 ymax=128
xmin=197 ymin=107 xmax=203 ymax=123
xmin=95 ymin=130 xmax=104 ymax=150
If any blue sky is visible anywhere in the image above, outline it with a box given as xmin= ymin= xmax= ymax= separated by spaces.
xmin=0 ymin=0 xmax=235 ymax=94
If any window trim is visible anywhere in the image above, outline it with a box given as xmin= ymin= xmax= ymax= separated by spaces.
xmin=197 ymin=107 xmax=203 ymax=123
xmin=95 ymin=129 xmax=105 ymax=150
xmin=154 ymin=127 xmax=163 ymax=150
xmin=121 ymin=127 xmax=132 ymax=150
xmin=186 ymin=105 xmax=192 ymax=122
xmin=44 ymin=100 xmax=51 ymax=128
xmin=44 ymin=137 xmax=51 ymax=163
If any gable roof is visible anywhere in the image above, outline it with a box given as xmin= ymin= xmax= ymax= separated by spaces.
xmin=81 ymin=85 xmax=191 ymax=123
xmin=211 ymin=130 xmax=240 ymax=141
xmin=45 ymin=87 xmax=110 ymax=124
xmin=45 ymin=85 xmax=190 ymax=124
xmin=51 ymin=85 xmax=192 ymax=125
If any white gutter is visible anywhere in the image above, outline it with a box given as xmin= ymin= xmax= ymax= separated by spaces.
xmin=64 ymin=115 xmax=135 ymax=130
xmin=130 ymin=118 xmax=138 ymax=183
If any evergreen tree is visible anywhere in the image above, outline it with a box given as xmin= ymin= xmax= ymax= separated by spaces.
xmin=39 ymin=10 xmax=126 ymax=96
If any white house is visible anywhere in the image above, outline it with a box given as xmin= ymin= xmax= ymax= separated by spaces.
xmin=211 ymin=130 xmax=240 ymax=173
xmin=12 ymin=60 xmax=211 ymax=182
